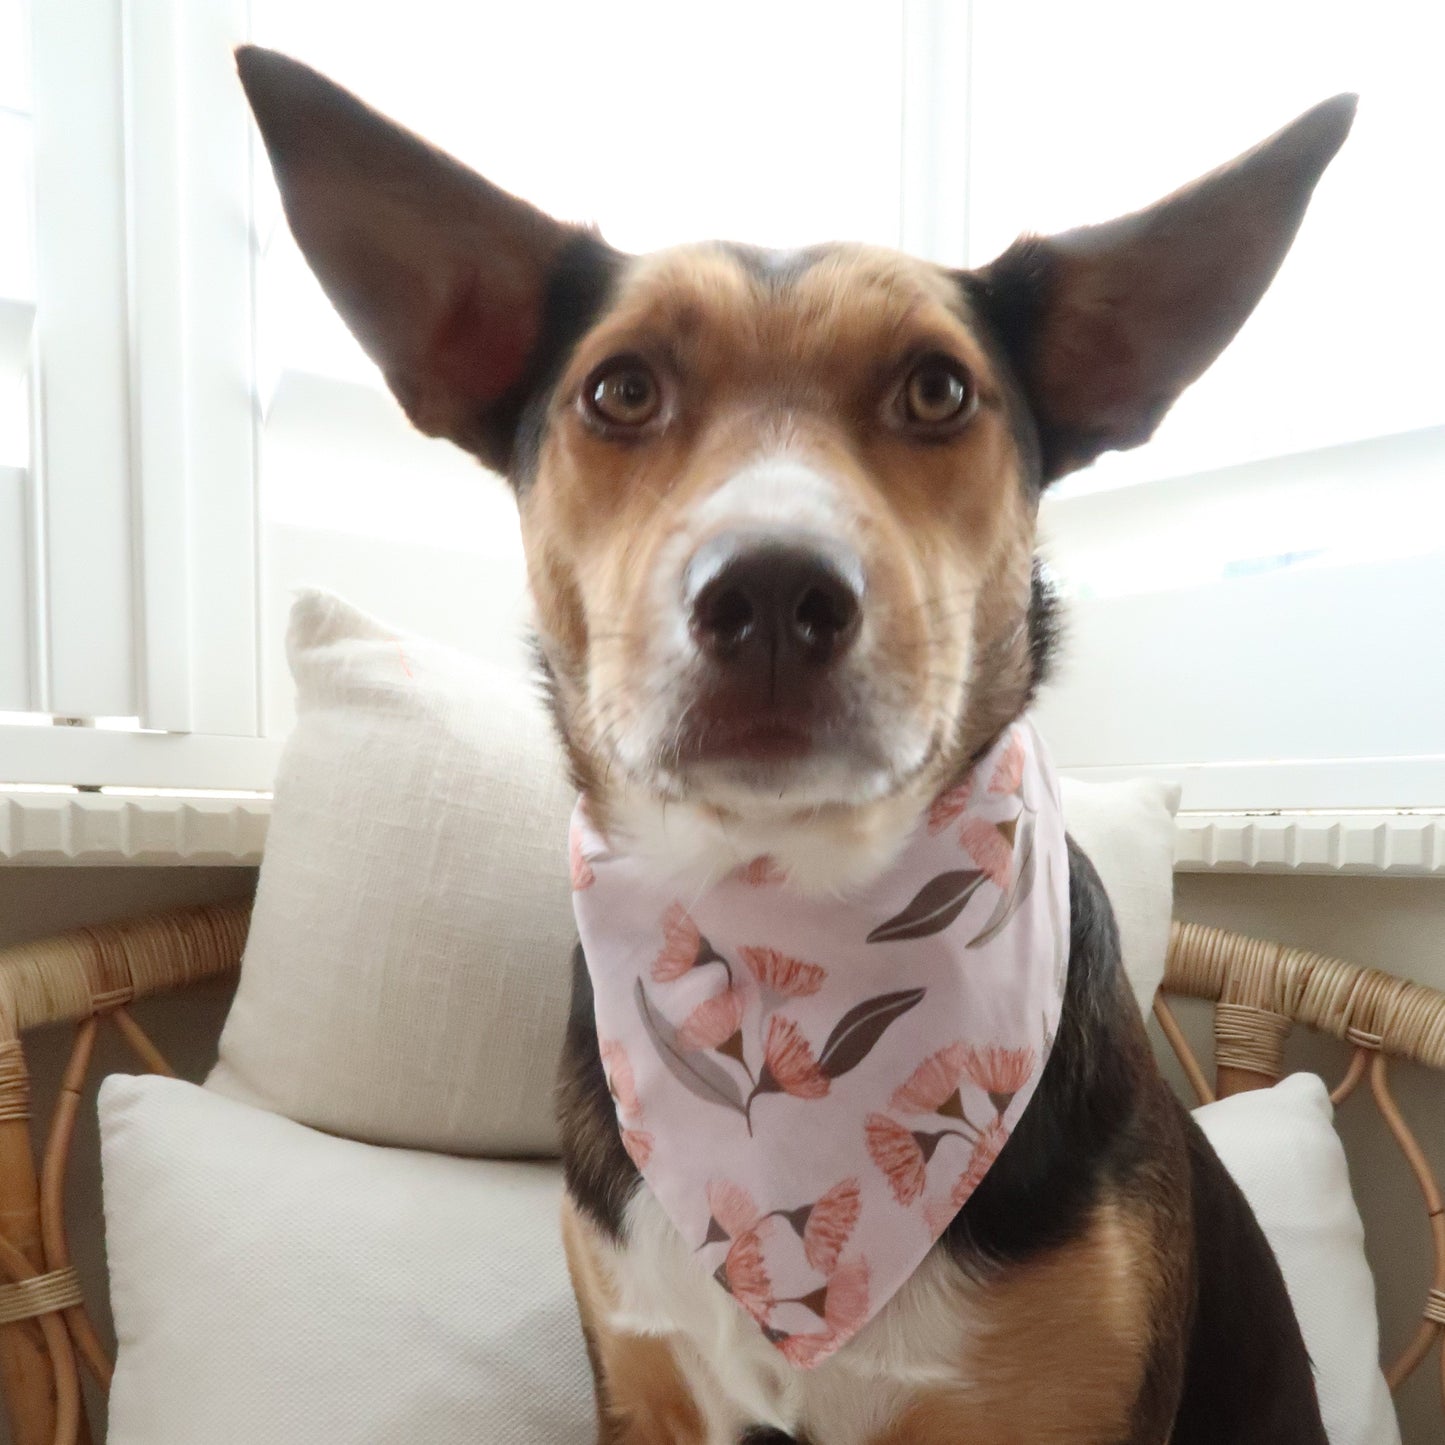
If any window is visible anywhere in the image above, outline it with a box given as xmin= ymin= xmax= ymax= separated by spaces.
xmin=1 ymin=0 xmax=1441 ymax=827
xmin=1 ymin=0 xmax=267 ymax=788
xmin=971 ymin=1 xmax=1445 ymax=810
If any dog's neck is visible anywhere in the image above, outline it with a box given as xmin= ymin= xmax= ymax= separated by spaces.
xmin=605 ymin=785 xmax=935 ymax=896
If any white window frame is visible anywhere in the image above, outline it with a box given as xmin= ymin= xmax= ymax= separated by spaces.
xmin=2 ymin=0 xmax=1440 ymax=873
xmin=1 ymin=0 xmax=271 ymax=791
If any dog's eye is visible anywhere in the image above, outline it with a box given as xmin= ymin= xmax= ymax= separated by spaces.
xmin=900 ymin=356 xmax=976 ymax=429
xmin=585 ymin=360 xmax=661 ymax=428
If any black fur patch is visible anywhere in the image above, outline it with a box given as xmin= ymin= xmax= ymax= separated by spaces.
xmin=1171 ymin=1121 xmax=1329 ymax=1444
xmin=491 ymin=229 xmax=625 ymax=488
xmin=1025 ymin=556 xmax=1062 ymax=706
xmin=961 ymin=238 xmax=1060 ymax=485
xmin=942 ymin=837 xmax=1151 ymax=1264
xmin=557 ymin=943 xmax=642 ymax=1238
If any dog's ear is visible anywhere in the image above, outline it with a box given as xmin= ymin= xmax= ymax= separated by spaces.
xmin=236 ymin=46 xmax=619 ymax=475
xmin=970 ymin=94 xmax=1357 ymax=484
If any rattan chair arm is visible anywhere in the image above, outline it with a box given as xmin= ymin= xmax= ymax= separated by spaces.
xmin=1165 ymin=920 xmax=1445 ymax=1071
xmin=0 ymin=900 xmax=250 ymax=1047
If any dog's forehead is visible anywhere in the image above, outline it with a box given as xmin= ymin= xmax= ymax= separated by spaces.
xmin=586 ymin=241 xmax=976 ymax=357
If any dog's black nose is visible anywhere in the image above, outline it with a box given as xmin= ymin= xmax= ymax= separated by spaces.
xmin=686 ymin=530 xmax=863 ymax=670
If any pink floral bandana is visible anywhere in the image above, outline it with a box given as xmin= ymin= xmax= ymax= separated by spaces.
xmin=569 ymin=719 xmax=1069 ymax=1368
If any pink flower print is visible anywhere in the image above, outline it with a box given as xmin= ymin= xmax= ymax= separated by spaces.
xmin=569 ymin=827 xmax=595 ymax=891
xmin=719 ymin=1228 xmax=773 ymax=1323
xmin=951 ymin=1117 xmax=1010 ymax=1205
xmin=889 ymin=1042 xmax=970 ymax=1116
xmin=762 ymin=1017 xmax=830 ymax=1100
xmin=598 ymin=1039 xmax=640 ymax=1120
xmin=740 ymin=946 xmax=826 ymax=998
xmin=865 ymin=1113 xmax=928 ymax=1205
xmin=777 ymin=1258 xmax=872 ymax=1367
xmin=958 ymin=818 xmax=1013 ymax=888
xmin=960 ymin=1044 xmax=1036 ymax=1112
xmin=989 ymin=728 xmax=1026 ymax=795
xmin=923 ymin=1197 xmax=959 ymax=1238
xmin=652 ymin=903 xmax=703 ymax=982
xmin=677 ymin=987 xmax=746 ymax=1051
xmin=822 ymin=1257 xmax=870 ymax=1337
xmin=621 ymin=1128 xmax=654 ymax=1169
xmin=801 ymin=1179 xmax=861 ymax=1274
xmin=738 ymin=855 xmax=787 ymax=886
xmin=778 ymin=1331 xmax=834 ymax=1368
xmin=705 ymin=1180 xmax=761 ymax=1239
xmin=927 ymin=779 xmax=973 ymax=834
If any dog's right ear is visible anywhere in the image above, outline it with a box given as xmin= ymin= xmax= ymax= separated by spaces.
xmin=236 ymin=46 xmax=620 ymax=475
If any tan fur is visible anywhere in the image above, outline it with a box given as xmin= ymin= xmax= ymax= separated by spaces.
xmin=866 ymin=1198 xmax=1165 ymax=1445
xmin=561 ymin=1197 xmax=707 ymax=1445
xmin=568 ymin=1185 xmax=1173 ymax=1445
xmin=519 ymin=244 xmax=1036 ymax=844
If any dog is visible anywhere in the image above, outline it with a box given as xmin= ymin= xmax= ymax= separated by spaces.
xmin=238 ymin=46 xmax=1354 ymax=1444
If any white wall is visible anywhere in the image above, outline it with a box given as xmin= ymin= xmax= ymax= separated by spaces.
xmin=0 ymin=864 xmax=1440 ymax=1442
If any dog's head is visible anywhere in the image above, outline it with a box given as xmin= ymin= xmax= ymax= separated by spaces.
xmin=239 ymin=49 xmax=1352 ymax=887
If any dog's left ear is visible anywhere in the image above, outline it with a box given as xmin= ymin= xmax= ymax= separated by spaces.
xmin=970 ymin=94 xmax=1357 ymax=483
xmin=236 ymin=46 xmax=620 ymax=475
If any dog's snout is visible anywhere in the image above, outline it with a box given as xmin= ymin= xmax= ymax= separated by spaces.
xmin=685 ymin=530 xmax=863 ymax=670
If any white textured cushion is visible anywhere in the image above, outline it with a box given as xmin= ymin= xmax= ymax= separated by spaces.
xmin=208 ymin=591 xmax=1180 ymax=1156
xmin=1196 ymin=1073 xmax=1400 ymax=1445
xmin=101 ymin=1072 xmax=1396 ymax=1443
xmin=100 ymin=1074 xmax=594 ymax=1445
xmin=208 ymin=590 xmax=578 ymax=1155
xmin=1058 ymin=775 xmax=1180 ymax=1014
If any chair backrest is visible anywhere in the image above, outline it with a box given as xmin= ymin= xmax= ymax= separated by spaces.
xmin=1157 ymin=919 xmax=1445 ymax=1417
xmin=0 ymin=903 xmax=1440 ymax=1442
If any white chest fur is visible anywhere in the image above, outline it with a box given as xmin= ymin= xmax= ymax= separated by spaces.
xmin=608 ymin=1190 xmax=982 ymax=1445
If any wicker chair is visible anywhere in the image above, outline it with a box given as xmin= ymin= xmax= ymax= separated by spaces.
xmin=0 ymin=902 xmax=1439 ymax=1443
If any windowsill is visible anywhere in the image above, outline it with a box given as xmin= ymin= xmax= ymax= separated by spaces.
xmin=2 ymin=788 xmax=1443 ymax=877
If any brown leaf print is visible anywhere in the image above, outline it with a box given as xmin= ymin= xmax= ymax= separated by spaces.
xmin=802 ymin=1179 xmax=861 ymax=1274
xmin=598 ymin=1039 xmax=641 ymax=1120
xmin=569 ymin=827 xmax=595 ymax=891
xmin=988 ymin=727 xmax=1026 ymax=795
xmin=951 ymin=1117 xmax=1010 ymax=1205
xmin=718 ymin=1228 xmax=773 ymax=1323
xmin=677 ymin=987 xmax=747 ymax=1051
xmin=866 ymin=1113 xmax=928 ymax=1205
xmin=762 ymin=1016 xmax=831 ymax=1099
xmin=740 ymin=945 xmax=826 ymax=998
xmin=621 ymin=1128 xmax=654 ymax=1169
xmin=889 ymin=1042 xmax=970 ymax=1116
xmin=958 ymin=817 xmax=1013 ymax=889
xmin=705 ymin=1180 xmax=760 ymax=1239
xmin=866 ymin=871 xmax=986 ymax=943
xmin=927 ymin=779 xmax=973 ymax=834
xmin=817 ymin=988 xmax=926 ymax=1079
